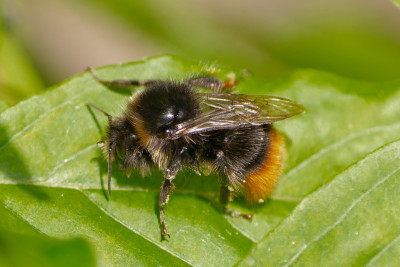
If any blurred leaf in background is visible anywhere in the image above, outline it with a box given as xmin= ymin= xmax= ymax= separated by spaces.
xmin=0 ymin=2 xmax=44 ymax=105
xmin=3 ymin=0 xmax=400 ymax=90
xmin=0 ymin=100 xmax=8 ymax=113
xmin=393 ymin=0 xmax=400 ymax=9
xmin=78 ymin=0 xmax=400 ymax=81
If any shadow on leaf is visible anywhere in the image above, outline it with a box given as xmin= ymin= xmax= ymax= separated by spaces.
xmin=0 ymin=124 xmax=49 ymax=200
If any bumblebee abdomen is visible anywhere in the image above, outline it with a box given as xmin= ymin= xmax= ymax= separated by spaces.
xmin=243 ymin=129 xmax=285 ymax=203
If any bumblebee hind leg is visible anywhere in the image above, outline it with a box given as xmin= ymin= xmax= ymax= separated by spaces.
xmin=212 ymin=127 xmax=269 ymax=219
xmin=219 ymin=181 xmax=252 ymax=220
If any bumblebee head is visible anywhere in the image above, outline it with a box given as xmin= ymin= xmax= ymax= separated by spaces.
xmin=132 ymin=81 xmax=200 ymax=139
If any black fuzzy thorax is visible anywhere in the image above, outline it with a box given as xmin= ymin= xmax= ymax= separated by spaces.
xmin=130 ymin=81 xmax=201 ymax=137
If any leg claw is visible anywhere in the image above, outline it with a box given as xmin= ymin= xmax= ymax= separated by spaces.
xmin=161 ymin=222 xmax=170 ymax=239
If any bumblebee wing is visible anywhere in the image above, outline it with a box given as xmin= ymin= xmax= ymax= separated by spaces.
xmin=170 ymin=93 xmax=304 ymax=137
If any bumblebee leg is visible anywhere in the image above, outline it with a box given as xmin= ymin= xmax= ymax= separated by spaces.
xmin=184 ymin=76 xmax=237 ymax=93
xmin=159 ymin=177 xmax=175 ymax=238
xmin=219 ymin=183 xmax=252 ymax=220
xmin=158 ymin=147 xmax=187 ymax=238
xmin=87 ymin=67 xmax=156 ymax=88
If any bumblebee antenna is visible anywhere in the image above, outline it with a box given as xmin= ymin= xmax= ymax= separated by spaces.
xmin=87 ymin=103 xmax=114 ymax=196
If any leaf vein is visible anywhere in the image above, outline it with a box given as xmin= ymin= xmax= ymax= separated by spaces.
xmin=44 ymin=144 xmax=98 ymax=182
xmin=0 ymin=100 xmax=78 ymax=153
xmin=282 ymin=122 xmax=400 ymax=182
xmin=285 ymin=165 xmax=400 ymax=266
xmin=365 ymin=231 xmax=400 ymax=266
xmin=81 ymin=190 xmax=195 ymax=266
xmin=3 ymin=201 xmax=47 ymax=236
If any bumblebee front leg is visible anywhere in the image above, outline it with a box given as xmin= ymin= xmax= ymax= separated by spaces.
xmin=158 ymin=147 xmax=187 ymax=238
xmin=159 ymin=177 xmax=175 ymax=238
xmin=86 ymin=103 xmax=117 ymax=196
xmin=87 ymin=67 xmax=156 ymax=88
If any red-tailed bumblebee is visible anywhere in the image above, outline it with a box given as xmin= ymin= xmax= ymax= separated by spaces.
xmin=87 ymin=68 xmax=304 ymax=238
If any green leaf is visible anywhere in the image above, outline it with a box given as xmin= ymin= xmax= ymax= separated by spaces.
xmin=393 ymin=0 xmax=400 ymax=9
xmin=0 ymin=101 xmax=8 ymax=113
xmin=1 ymin=55 xmax=400 ymax=265
xmin=239 ymin=139 xmax=400 ymax=266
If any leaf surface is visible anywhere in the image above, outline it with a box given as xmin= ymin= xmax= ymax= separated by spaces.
xmin=393 ymin=0 xmax=400 ymax=9
xmin=1 ymin=55 xmax=400 ymax=265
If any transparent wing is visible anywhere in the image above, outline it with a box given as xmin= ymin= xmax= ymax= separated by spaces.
xmin=170 ymin=93 xmax=305 ymax=137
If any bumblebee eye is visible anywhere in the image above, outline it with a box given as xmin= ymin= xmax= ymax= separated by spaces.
xmin=161 ymin=108 xmax=175 ymax=125
xmin=164 ymin=111 xmax=174 ymax=122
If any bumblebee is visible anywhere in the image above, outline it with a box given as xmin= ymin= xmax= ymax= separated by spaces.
xmin=87 ymin=68 xmax=304 ymax=238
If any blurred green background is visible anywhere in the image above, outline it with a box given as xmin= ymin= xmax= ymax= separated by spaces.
xmin=1 ymin=0 xmax=400 ymax=105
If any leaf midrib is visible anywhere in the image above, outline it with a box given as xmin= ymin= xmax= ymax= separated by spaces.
xmin=283 ymin=165 xmax=400 ymax=266
xmin=80 ymin=190 xmax=196 ymax=267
